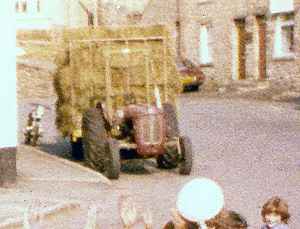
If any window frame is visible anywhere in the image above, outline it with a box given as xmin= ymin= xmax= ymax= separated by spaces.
xmin=272 ymin=13 xmax=295 ymax=60
xmin=270 ymin=0 xmax=294 ymax=14
xmin=37 ymin=0 xmax=41 ymax=12
xmin=198 ymin=24 xmax=213 ymax=66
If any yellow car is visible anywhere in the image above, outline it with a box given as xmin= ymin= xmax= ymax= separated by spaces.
xmin=178 ymin=61 xmax=205 ymax=92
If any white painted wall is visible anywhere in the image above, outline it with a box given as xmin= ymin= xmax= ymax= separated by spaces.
xmin=16 ymin=0 xmax=64 ymax=30
xmin=16 ymin=0 xmax=71 ymax=30
xmin=0 ymin=1 xmax=17 ymax=147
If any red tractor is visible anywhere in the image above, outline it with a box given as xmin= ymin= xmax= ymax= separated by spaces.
xmin=81 ymin=98 xmax=193 ymax=179
xmin=56 ymin=30 xmax=193 ymax=179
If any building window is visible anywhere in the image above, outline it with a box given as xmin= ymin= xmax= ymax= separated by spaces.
xmin=270 ymin=0 xmax=294 ymax=14
xmin=273 ymin=14 xmax=295 ymax=59
xmin=15 ymin=0 xmax=27 ymax=13
xmin=199 ymin=25 xmax=213 ymax=65
xmin=15 ymin=2 xmax=19 ymax=12
xmin=37 ymin=0 xmax=40 ymax=12
xmin=21 ymin=0 xmax=27 ymax=12
xmin=15 ymin=1 xmax=27 ymax=13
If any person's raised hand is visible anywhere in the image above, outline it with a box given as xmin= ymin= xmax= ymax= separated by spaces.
xmin=142 ymin=207 xmax=153 ymax=229
xmin=119 ymin=195 xmax=138 ymax=229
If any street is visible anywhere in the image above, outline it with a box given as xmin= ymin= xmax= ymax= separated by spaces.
xmin=12 ymin=95 xmax=300 ymax=228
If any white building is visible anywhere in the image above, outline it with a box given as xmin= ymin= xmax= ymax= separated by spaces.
xmin=15 ymin=0 xmax=95 ymax=30
xmin=15 ymin=0 xmax=150 ymax=30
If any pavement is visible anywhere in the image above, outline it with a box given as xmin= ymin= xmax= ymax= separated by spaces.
xmin=0 ymin=145 xmax=111 ymax=229
xmin=3 ymin=96 xmax=299 ymax=228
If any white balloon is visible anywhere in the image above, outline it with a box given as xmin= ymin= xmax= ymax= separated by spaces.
xmin=176 ymin=178 xmax=224 ymax=223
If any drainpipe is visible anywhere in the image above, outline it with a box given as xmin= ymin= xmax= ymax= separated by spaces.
xmin=176 ymin=0 xmax=182 ymax=62
xmin=78 ymin=0 xmax=94 ymax=26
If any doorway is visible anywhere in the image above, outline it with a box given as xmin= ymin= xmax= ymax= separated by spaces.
xmin=234 ymin=18 xmax=246 ymax=80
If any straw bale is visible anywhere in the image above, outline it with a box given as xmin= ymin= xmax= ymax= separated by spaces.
xmin=54 ymin=25 xmax=181 ymax=136
xmin=17 ymin=30 xmax=53 ymax=41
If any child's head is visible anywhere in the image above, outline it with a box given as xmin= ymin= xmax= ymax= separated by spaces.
xmin=261 ymin=196 xmax=290 ymax=226
xmin=206 ymin=209 xmax=248 ymax=229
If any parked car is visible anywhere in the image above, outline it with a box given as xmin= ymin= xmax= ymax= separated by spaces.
xmin=178 ymin=59 xmax=205 ymax=92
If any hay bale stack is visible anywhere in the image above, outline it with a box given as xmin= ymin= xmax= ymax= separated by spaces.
xmin=54 ymin=25 xmax=181 ymax=137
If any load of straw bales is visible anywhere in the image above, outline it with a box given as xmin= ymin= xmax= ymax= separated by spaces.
xmin=54 ymin=25 xmax=181 ymax=137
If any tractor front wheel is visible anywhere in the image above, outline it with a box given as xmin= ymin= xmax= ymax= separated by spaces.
xmin=178 ymin=136 xmax=193 ymax=175
xmin=104 ymin=139 xmax=121 ymax=179
xmin=162 ymin=103 xmax=179 ymax=139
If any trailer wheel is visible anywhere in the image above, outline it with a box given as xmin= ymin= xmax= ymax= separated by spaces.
xmin=82 ymin=108 xmax=108 ymax=173
xmin=70 ymin=138 xmax=84 ymax=160
xmin=162 ymin=103 xmax=179 ymax=139
xmin=178 ymin=136 xmax=193 ymax=175
xmin=104 ymin=139 xmax=120 ymax=179
xmin=30 ymin=126 xmax=40 ymax=146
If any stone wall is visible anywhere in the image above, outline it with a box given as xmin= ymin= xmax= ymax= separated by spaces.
xmin=0 ymin=148 xmax=16 ymax=187
xmin=140 ymin=0 xmax=300 ymax=83
xmin=17 ymin=61 xmax=56 ymax=100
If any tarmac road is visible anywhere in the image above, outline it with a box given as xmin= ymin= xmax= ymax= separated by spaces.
xmin=15 ymin=95 xmax=300 ymax=228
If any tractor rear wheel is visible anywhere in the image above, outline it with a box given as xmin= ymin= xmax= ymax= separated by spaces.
xmin=162 ymin=103 xmax=179 ymax=139
xmin=178 ymin=136 xmax=193 ymax=175
xmin=82 ymin=108 xmax=108 ymax=173
xmin=104 ymin=139 xmax=121 ymax=179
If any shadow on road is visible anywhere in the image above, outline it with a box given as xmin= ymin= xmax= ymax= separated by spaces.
xmin=289 ymin=96 xmax=300 ymax=110
xmin=38 ymin=140 xmax=161 ymax=176
xmin=38 ymin=139 xmax=71 ymax=159
xmin=121 ymin=159 xmax=159 ymax=175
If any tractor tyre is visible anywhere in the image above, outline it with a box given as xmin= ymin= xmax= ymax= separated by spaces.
xmin=156 ymin=146 xmax=179 ymax=169
xmin=178 ymin=136 xmax=193 ymax=175
xmin=104 ymin=139 xmax=121 ymax=179
xmin=183 ymin=84 xmax=199 ymax=92
xmin=162 ymin=103 xmax=179 ymax=139
xmin=82 ymin=108 xmax=108 ymax=173
xmin=70 ymin=138 xmax=84 ymax=160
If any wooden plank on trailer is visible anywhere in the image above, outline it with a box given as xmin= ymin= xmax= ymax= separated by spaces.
xmin=125 ymin=39 xmax=131 ymax=94
xmin=163 ymin=37 xmax=168 ymax=102
xmin=102 ymin=48 xmax=150 ymax=55
xmin=145 ymin=53 xmax=151 ymax=105
xmin=70 ymin=36 xmax=165 ymax=43
xmin=105 ymin=49 xmax=113 ymax=123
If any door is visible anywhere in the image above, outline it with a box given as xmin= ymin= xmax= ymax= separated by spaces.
xmin=256 ymin=15 xmax=267 ymax=80
xmin=234 ymin=18 xmax=246 ymax=80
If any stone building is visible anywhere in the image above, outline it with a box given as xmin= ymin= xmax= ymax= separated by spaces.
xmin=141 ymin=0 xmax=300 ymax=82
xmin=16 ymin=0 xmax=300 ymax=84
